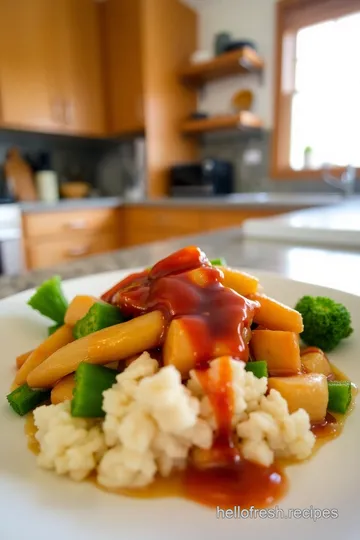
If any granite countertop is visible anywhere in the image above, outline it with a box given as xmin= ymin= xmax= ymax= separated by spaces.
xmin=2 ymin=227 xmax=360 ymax=299
xmin=19 ymin=192 xmax=344 ymax=213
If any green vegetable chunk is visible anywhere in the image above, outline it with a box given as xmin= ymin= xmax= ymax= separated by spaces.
xmin=48 ymin=323 xmax=62 ymax=336
xmin=327 ymin=380 xmax=352 ymax=414
xmin=295 ymin=295 xmax=353 ymax=352
xmin=7 ymin=384 xmax=51 ymax=416
xmin=245 ymin=360 xmax=268 ymax=379
xmin=27 ymin=276 xmax=68 ymax=324
xmin=210 ymin=257 xmax=227 ymax=266
xmin=71 ymin=363 xmax=118 ymax=417
xmin=73 ymin=302 xmax=127 ymax=340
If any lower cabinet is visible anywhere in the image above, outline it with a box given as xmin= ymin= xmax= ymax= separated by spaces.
xmin=123 ymin=206 xmax=292 ymax=246
xmin=23 ymin=207 xmax=124 ymax=270
xmin=22 ymin=205 xmax=298 ymax=270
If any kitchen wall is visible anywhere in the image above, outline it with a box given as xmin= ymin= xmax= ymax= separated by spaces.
xmin=186 ymin=0 xmax=359 ymax=193
xmin=0 ymin=130 xmax=130 ymax=197
xmin=200 ymin=131 xmax=349 ymax=194
xmin=197 ymin=0 xmax=275 ymax=128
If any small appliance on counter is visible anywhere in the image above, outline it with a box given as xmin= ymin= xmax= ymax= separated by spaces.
xmin=170 ymin=159 xmax=234 ymax=197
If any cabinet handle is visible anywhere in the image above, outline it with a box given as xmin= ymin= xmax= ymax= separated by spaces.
xmin=63 ymin=101 xmax=74 ymax=125
xmin=64 ymin=219 xmax=87 ymax=230
xmin=66 ymin=246 xmax=90 ymax=257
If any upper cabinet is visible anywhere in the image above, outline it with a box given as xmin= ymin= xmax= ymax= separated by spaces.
xmin=101 ymin=0 xmax=145 ymax=135
xmin=60 ymin=0 xmax=106 ymax=136
xmin=0 ymin=0 xmax=106 ymax=136
xmin=101 ymin=0 xmax=199 ymax=197
xmin=0 ymin=0 xmax=60 ymax=132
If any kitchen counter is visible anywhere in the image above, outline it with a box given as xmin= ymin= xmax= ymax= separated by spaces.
xmin=2 ymin=226 xmax=360 ymax=299
xmin=20 ymin=197 xmax=124 ymax=213
xmin=244 ymin=198 xmax=360 ymax=248
xmin=19 ymin=192 xmax=343 ymax=213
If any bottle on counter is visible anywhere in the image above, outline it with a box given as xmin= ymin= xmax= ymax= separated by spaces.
xmin=303 ymin=146 xmax=313 ymax=169
xmin=35 ymin=152 xmax=59 ymax=203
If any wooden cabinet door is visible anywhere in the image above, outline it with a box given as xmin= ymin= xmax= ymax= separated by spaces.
xmin=61 ymin=0 xmax=106 ymax=136
xmin=101 ymin=0 xmax=145 ymax=135
xmin=0 ymin=0 xmax=63 ymax=131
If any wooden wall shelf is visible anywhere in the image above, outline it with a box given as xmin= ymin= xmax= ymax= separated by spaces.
xmin=181 ymin=112 xmax=263 ymax=135
xmin=179 ymin=47 xmax=264 ymax=86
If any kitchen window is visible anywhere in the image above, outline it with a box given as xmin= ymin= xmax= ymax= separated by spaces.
xmin=272 ymin=0 xmax=360 ymax=178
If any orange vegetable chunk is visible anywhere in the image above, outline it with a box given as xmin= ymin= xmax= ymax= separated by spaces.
xmin=251 ymin=329 xmax=301 ymax=376
xmin=251 ymin=293 xmax=304 ymax=333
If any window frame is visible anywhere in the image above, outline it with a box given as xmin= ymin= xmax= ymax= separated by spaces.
xmin=271 ymin=0 xmax=360 ymax=180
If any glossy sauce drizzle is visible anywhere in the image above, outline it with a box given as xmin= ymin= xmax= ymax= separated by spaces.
xmin=102 ymin=246 xmax=259 ymax=368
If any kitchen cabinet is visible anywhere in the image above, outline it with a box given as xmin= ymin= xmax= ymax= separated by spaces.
xmin=101 ymin=0 xmax=199 ymax=197
xmin=123 ymin=207 xmax=203 ymax=245
xmin=123 ymin=206 xmax=294 ymax=246
xmin=101 ymin=0 xmax=144 ymax=135
xmin=60 ymin=0 xmax=106 ymax=136
xmin=0 ymin=0 xmax=59 ymax=131
xmin=0 ymin=0 xmax=105 ymax=136
xmin=23 ymin=208 xmax=123 ymax=270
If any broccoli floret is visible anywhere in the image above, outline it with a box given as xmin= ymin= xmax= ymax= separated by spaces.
xmin=295 ymin=296 xmax=353 ymax=352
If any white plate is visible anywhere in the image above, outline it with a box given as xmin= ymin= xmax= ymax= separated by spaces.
xmin=0 ymin=269 xmax=359 ymax=540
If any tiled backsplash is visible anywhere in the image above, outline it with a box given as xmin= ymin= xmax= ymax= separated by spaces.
xmin=0 ymin=129 xmax=124 ymax=194
xmin=0 ymin=128 xmax=357 ymax=198
xmin=200 ymin=130 xmax=360 ymax=194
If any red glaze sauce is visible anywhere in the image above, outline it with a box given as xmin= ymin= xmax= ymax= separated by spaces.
xmin=102 ymin=246 xmax=259 ymax=369
xmin=183 ymin=462 xmax=287 ymax=510
xmin=311 ymin=412 xmax=341 ymax=439
xmin=196 ymin=356 xmax=240 ymax=465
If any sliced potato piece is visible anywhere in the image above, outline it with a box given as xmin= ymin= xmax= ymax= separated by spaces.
xmin=163 ymin=318 xmax=198 ymax=378
xmin=64 ymin=295 xmax=101 ymax=326
xmin=301 ymin=348 xmax=332 ymax=376
xmin=15 ymin=325 xmax=75 ymax=386
xmin=250 ymin=293 xmax=304 ymax=333
xmin=251 ymin=330 xmax=301 ymax=375
xmin=268 ymin=373 xmax=328 ymax=423
xmin=220 ymin=267 xmax=259 ymax=296
xmin=163 ymin=318 xmax=233 ymax=378
xmin=51 ymin=374 xmax=75 ymax=404
xmin=27 ymin=310 xmax=165 ymax=388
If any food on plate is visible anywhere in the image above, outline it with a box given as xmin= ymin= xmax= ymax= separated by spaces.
xmin=327 ymin=380 xmax=352 ymax=414
xmin=73 ymin=301 xmax=127 ymax=339
xmin=15 ymin=324 xmax=74 ymax=386
xmin=250 ymin=293 xmax=304 ymax=333
xmin=7 ymin=384 xmax=50 ymax=416
xmin=6 ymin=246 xmax=356 ymax=509
xmin=51 ymin=374 xmax=76 ymax=405
xmin=250 ymin=329 xmax=301 ymax=375
xmin=27 ymin=275 xmax=68 ymax=325
xmin=267 ymin=374 xmax=328 ymax=423
xmin=300 ymin=347 xmax=332 ymax=376
xmin=16 ymin=350 xmax=33 ymax=369
xmin=295 ymin=295 xmax=353 ymax=351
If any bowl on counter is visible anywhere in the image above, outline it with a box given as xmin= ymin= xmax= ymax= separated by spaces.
xmin=60 ymin=182 xmax=90 ymax=199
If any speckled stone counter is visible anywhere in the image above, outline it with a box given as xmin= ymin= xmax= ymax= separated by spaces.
xmin=19 ymin=192 xmax=344 ymax=213
xmin=2 ymin=228 xmax=360 ymax=299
